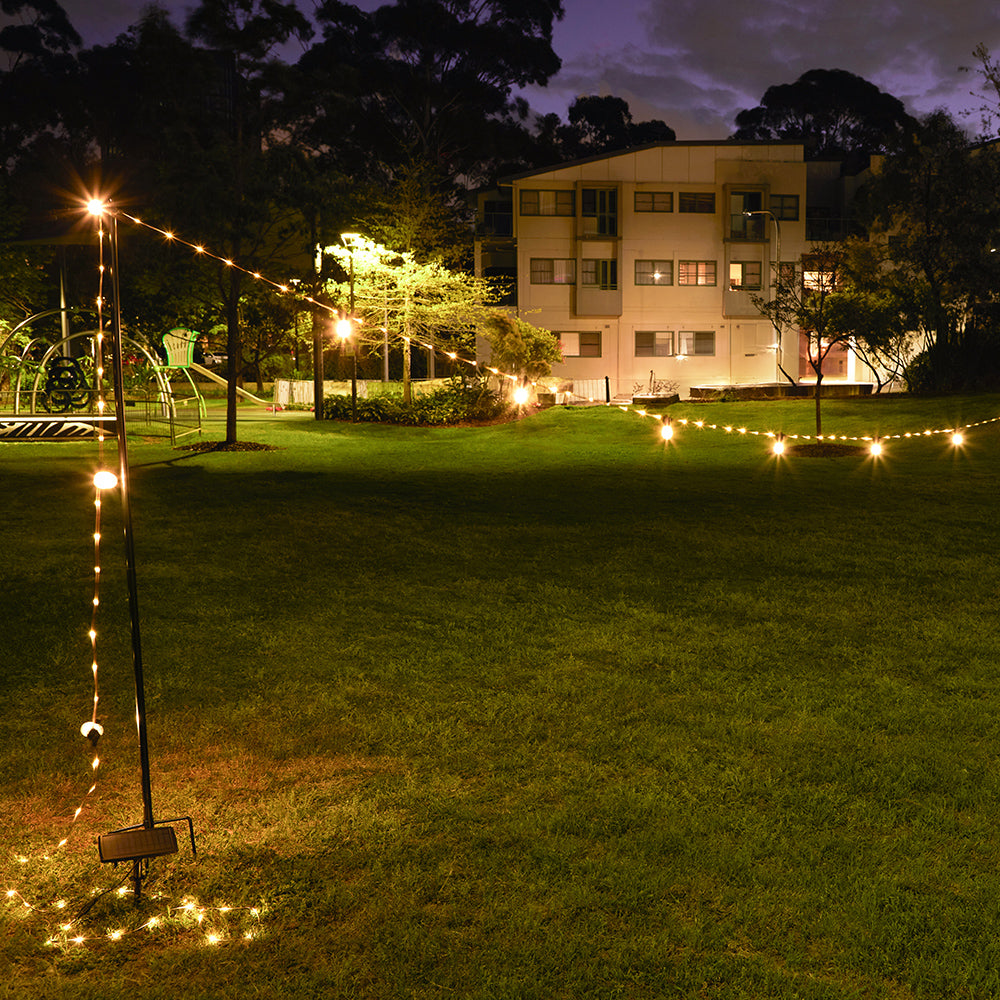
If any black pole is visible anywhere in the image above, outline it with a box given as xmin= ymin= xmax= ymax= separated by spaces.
xmin=349 ymin=252 xmax=357 ymax=423
xmin=108 ymin=213 xmax=155 ymax=832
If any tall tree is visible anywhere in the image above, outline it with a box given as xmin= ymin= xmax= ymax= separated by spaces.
xmin=180 ymin=0 xmax=313 ymax=443
xmin=0 ymin=0 xmax=81 ymax=172
xmin=307 ymin=0 xmax=564 ymax=184
xmin=733 ymin=69 xmax=915 ymax=162
xmin=860 ymin=111 xmax=1000 ymax=390
xmin=559 ymin=95 xmax=675 ymax=157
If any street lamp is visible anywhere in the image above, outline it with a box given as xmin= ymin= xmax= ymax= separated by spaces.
xmin=339 ymin=233 xmax=362 ymax=423
xmin=744 ymin=209 xmax=783 ymax=382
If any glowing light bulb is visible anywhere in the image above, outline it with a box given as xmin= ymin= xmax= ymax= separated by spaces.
xmin=772 ymin=439 xmax=785 ymax=455
xmin=93 ymin=470 xmax=118 ymax=490
xmin=86 ymin=199 xmax=106 ymax=217
xmin=513 ymin=386 xmax=530 ymax=406
xmin=80 ymin=721 xmax=104 ymax=740
xmin=870 ymin=441 xmax=882 ymax=457
xmin=660 ymin=423 xmax=674 ymax=441
xmin=952 ymin=432 xmax=964 ymax=446
xmin=335 ymin=318 xmax=352 ymax=339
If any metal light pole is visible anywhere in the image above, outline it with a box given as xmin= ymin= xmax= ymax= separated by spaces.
xmin=87 ymin=200 xmax=194 ymax=900
xmin=745 ymin=209 xmax=783 ymax=381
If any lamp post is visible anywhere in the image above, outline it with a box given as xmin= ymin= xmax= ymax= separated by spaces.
xmin=85 ymin=199 xmax=192 ymax=899
xmin=339 ymin=234 xmax=363 ymax=422
xmin=744 ymin=209 xmax=783 ymax=382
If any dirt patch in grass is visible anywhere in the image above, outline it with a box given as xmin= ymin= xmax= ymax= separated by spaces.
xmin=177 ymin=441 xmax=279 ymax=452
xmin=785 ymin=442 xmax=869 ymax=457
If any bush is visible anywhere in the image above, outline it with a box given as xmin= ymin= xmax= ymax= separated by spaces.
xmin=323 ymin=376 xmax=510 ymax=425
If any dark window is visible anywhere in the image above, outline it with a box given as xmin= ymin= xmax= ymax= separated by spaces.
xmin=678 ymin=192 xmax=715 ymax=213
xmin=635 ymin=331 xmax=674 ymax=357
xmin=582 ymin=259 xmax=618 ymax=289
xmin=581 ymin=188 xmax=618 ymax=235
xmin=520 ymin=190 xmax=574 ymax=216
xmin=635 ymin=191 xmax=673 ymax=212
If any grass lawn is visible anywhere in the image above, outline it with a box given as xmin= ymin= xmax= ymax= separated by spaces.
xmin=3 ymin=395 xmax=1000 ymax=999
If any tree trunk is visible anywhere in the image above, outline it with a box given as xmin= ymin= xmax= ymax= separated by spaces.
xmin=225 ymin=267 xmax=242 ymax=445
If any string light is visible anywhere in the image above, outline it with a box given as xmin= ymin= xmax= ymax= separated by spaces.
xmin=621 ymin=407 xmax=994 ymax=456
xmin=3 ymin=886 xmax=267 ymax=951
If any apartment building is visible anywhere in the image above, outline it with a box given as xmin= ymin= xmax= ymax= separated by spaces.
xmin=476 ymin=141 xmax=868 ymax=398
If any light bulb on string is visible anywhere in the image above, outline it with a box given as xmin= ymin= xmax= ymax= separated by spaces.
xmin=93 ymin=470 xmax=118 ymax=490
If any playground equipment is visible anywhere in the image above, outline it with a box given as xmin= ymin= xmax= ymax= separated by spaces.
xmin=0 ymin=310 xmax=202 ymax=442
xmin=157 ymin=328 xmax=270 ymax=406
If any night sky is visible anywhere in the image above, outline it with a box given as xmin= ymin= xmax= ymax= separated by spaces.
xmin=16 ymin=0 xmax=1000 ymax=139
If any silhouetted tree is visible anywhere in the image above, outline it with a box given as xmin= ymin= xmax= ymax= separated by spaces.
xmin=733 ymin=69 xmax=915 ymax=162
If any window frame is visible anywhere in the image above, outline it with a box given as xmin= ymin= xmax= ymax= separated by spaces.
xmin=581 ymin=188 xmax=619 ymax=236
xmin=678 ymin=260 xmax=717 ymax=286
xmin=678 ymin=191 xmax=716 ymax=214
xmin=728 ymin=260 xmax=762 ymax=290
xmin=677 ymin=330 xmax=716 ymax=356
xmin=529 ymin=258 xmax=576 ymax=285
xmin=582 ymin=258 xmax=618 ymax=290
xmin=770 ymin=194 xmax=799 ymax=221
xmin=519 ymin=189 xmax=574 ymax=216
xmin=560 ymin=331 xmax=602 ymax=358
xmin=634 ymin=191 xmax=673 ymax=213
xmin=635 ymin=330 xmax=675 ymax=357
xmin=635 ymin=259 xmax=673 ymax=286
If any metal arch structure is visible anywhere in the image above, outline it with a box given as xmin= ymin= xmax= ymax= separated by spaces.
xmin=2 ymin=320 xmax=202 ymax=442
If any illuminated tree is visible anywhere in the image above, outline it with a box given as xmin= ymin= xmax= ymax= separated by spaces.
xmin=478 ymin=313 xmax=562 ymax=383
xmin=321 ymin=236 xmax=499 ymax=403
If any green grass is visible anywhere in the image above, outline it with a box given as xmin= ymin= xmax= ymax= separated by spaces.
xmin=4 ymin=395 xmax=1000 ymax=998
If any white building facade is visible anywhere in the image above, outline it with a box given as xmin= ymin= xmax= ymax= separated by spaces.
xmin=478 ymin=141 xmax=869 ymax=399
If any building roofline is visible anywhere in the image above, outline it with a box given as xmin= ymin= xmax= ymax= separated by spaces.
xmin=499 ymin=139 xmax=808 ymax=184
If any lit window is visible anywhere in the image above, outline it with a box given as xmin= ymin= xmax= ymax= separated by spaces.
xmin=635 ymin=260 xmax=672 ymax=285
xmin=678 ymin=261 xmax=716 ymax=286
xmin=635 ymin=331 xmax=674 ymax=357
xmin=677 ymin=331 xmax=716 ymax=356
xmin=729 ymin=261 xmax=762 ymax=290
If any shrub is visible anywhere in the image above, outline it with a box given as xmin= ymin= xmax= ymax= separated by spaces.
xmin=323 ymin=375 xmax=509 ymax=425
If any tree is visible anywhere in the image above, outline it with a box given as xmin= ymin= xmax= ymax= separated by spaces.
xmin=478 ymin=312 xmax=561 ymax=383
xmin=752 ymin=245 xmax=854 ymax=435
xmin=179 ymin=0 xmax=314 ymax=443
xmin=0 ymin=0 xmax=81 ymax=172
xmin=308 ymin=0 xmax=564 ymax=185
xmin=320 ymin=235 xmax=499 ymax=403
xmin=822 ymin=239 xmax=917 ymax=393
xmin=962 ymin=43 xmax=1000 ymax=137
xmin=859 ymin=111 xmax=1000 ymax=391
xmin=558 ymin=95 xmax=675 ymax=157
xmin=733 ymin=69 xmax=915 ymax=162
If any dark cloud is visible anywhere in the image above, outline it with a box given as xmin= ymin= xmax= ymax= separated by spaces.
xmin=11 ymin=0 xmax=1000 ymax=138
xmin=523 ymin=0 xmax=1000 ymax=138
